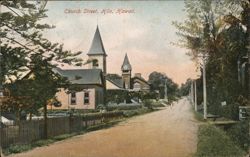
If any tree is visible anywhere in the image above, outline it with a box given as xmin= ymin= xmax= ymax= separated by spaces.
xmin=179 ymin=78 xmax=192 ymax=96
xmin=148 ymin=71 xmax=178 ymax=100
xmin=1 ymin=0 xmax=82 ymax=138
xmin=223 ymin=0 xmax=250 ymax=99
xmin=174 ymin=0 xmax=249 ymax=119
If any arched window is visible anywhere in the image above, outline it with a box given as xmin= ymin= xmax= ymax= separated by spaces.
xmin=92 ymin=59 xmax=99 ymax=68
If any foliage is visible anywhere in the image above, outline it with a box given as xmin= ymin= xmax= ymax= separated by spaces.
xmin=226 ymin=121 xmax=250 ymax=151
xmin=1 ymin=0 xmax=83 ymax=138
xmin=179 ymin=78 xmax=192 ymax=96
xmin=106 ymin=104 xmax=142 ymax=111
xmin=148 ymin=71 xmax=178 ymax=99
xmin=195 ymin=124 xmax=245 ymax=157
xmin=193 ymin=110 xmax=206 ymax=122
xmin=1 ymin=0 xmax=82 ymax=109
xmin=106 ymin=90 xmax=128 ymax=104
xmin=32 ymin=139 xmax=54 ymax=147
xmin=81 ymin=111 xmax=124 ymax=121
xmin=174 ymin=0 xmax=250 ymax=120
xmin=150 ymin=101 xmax=166 ymax=108
xmin=6 ymin=144 xmax=32 ymax=154
xmin=122 ymin=108 xmax=151 ymax=117
xmin=142 ymin=99 xmax=154 ymax=110
xmin=53 ymin=133 xmax=77 ymax=141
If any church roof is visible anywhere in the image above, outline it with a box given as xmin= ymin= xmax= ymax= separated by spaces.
xmin=53 ymin=68 xmax=103 ymax=85
xmin=87 ymin=26 xmax=107 ymax=56
xmin=132 ymin=76 xmax=149 ymax=85
xmin=121 ymin=53 xmax=132 ymax=71
xmin=106 ymin=77 xmax=124 ymax=89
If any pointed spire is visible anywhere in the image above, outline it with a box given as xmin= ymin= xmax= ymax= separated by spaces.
xmin=87 ymin=25 xmax=107 ymax=56
xmin=121 ymin=53 xmax=132 ymax=71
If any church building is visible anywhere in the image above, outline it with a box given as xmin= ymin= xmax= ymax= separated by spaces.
xmin=107 ymin=53 xmax=150 ymax=92
xmin=51 ymin=26 xmax=106 ymax=110
xmin=51 ymin=25 xmax=149 ymax=110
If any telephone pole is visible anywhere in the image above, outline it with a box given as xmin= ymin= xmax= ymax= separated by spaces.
xmin=164 ymin=80 xmax=168 ymax=102
xmin=202 ymin=55 xmax=207 ymax=120
xmin=194 ymin=80 xmax=197 ymax=112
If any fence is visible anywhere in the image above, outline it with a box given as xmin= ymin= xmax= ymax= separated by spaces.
xmin=0 ymin=111 xmax=124 ymax=148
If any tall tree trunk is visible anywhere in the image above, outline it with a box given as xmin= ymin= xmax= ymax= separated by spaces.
xmin=43 ymin=103 xmax=48 ymax=139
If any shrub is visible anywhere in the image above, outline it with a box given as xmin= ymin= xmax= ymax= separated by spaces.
xmin=106 ymin=104 xmax=142 ymax=111
xmin=193 ymin=110 xmax=205 ymax=122
xmin=123 ymin=108 xmax=150 ymax=117
xmin=32 ymin=139 xmax=54 ymax=147
xmin=151 ymin=101 xmax=165 ymax=107
xmin=7 ymin=144 xmax=32 ymax=154
xmin=195 ymin=124 xmax=245 ymax=157
xmin=81 ymin=111 xmax=124 ymax=121
xmin=142 ymin=99 xmax=154 ymax=110
xmin=53 ymin=133 xmax=76 ymax=141
xmin=123 ymin=110 xmax=139 ymax=117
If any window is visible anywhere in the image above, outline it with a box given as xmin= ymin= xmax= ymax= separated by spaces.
xmin=92 ymin=59 xmax=99 ymax=68
xmin=71 ymin=92 xmax=76 ymax=105
xmin=84 ymin=92 xmax=89 ymax=104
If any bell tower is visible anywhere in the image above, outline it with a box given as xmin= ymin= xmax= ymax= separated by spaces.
xmin=121 ymin=53 xmax=132 ymax=89
xmin=87 ymin=26 xmax=107 ymax=75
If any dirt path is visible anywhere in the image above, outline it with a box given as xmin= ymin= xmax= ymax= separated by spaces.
xmin=10 ymin=97 xmax=198 ymax=157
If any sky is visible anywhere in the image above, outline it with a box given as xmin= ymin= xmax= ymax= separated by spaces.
xmin=41 ymin=1 xmax=198 ymax=85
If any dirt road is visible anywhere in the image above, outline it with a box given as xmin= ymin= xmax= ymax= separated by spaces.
xmin=10 ymin=97 xmax=198 ymax=157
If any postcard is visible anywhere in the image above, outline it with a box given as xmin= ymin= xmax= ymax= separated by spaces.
xmin=0 ymin=0 xmax=249 ymax=157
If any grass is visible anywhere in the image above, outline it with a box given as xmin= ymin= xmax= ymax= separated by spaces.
xmin=194 ymin=124 xmax=246 ymax=157
xmin=192 ymin=109 xmax=206 ymax=122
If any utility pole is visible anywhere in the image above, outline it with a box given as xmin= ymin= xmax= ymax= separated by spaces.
xmin=202 ymin=55 xmax=207 ymax=120
xmin=191 ymin=81 xmax=194 ymax=105
xmin=164 ymin=80 xmax=168 ymax=102
xmin=194 ymin=79 xmax=197 ymax=112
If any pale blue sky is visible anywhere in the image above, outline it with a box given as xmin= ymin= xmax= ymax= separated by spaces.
xmin=42 ymin=1 xmax=197 ymax=85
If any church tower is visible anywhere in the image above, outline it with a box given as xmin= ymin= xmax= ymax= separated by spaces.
xmin=87 ymin=26 xmax=107 ymax=75
xmin=121 ymin=53 xmax=132 ymax=89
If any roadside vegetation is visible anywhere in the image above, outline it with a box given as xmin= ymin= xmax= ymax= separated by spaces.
xmin=175 ymin=0 xmax=250 ymax=156
xmin=194 ymin=124 xmax=246 ymax=157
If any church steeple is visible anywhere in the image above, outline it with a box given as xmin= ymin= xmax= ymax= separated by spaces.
xmin=87 ymin=26 xmax=107 ymax=56
xmin=121 ymin=53 xmax=132 ymax=71
xmin=121 ymin=53 xmax=132 ymax=89
xmin=87 ymin=26 xmax=107 ymax=74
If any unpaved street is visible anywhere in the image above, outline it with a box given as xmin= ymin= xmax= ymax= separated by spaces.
xmin=10 ymin=98 xmax=198 ymax=157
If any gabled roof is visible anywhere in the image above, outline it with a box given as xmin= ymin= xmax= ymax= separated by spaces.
xmin=87 ymin=26 xmax=107 ymax=56
xmin=106 ymin=77 xmax=124 ymax=89
xmin=53 ymin=68 xmax=103 ymax=85
xmin=132 ymin=76 xmax=149 ymax=85
xmin=121 ymin=53 xmax=132 ymax=71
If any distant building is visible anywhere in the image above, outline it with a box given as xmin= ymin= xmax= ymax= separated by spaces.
xmin=107 ymin=53 xmax=150 ymax=92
